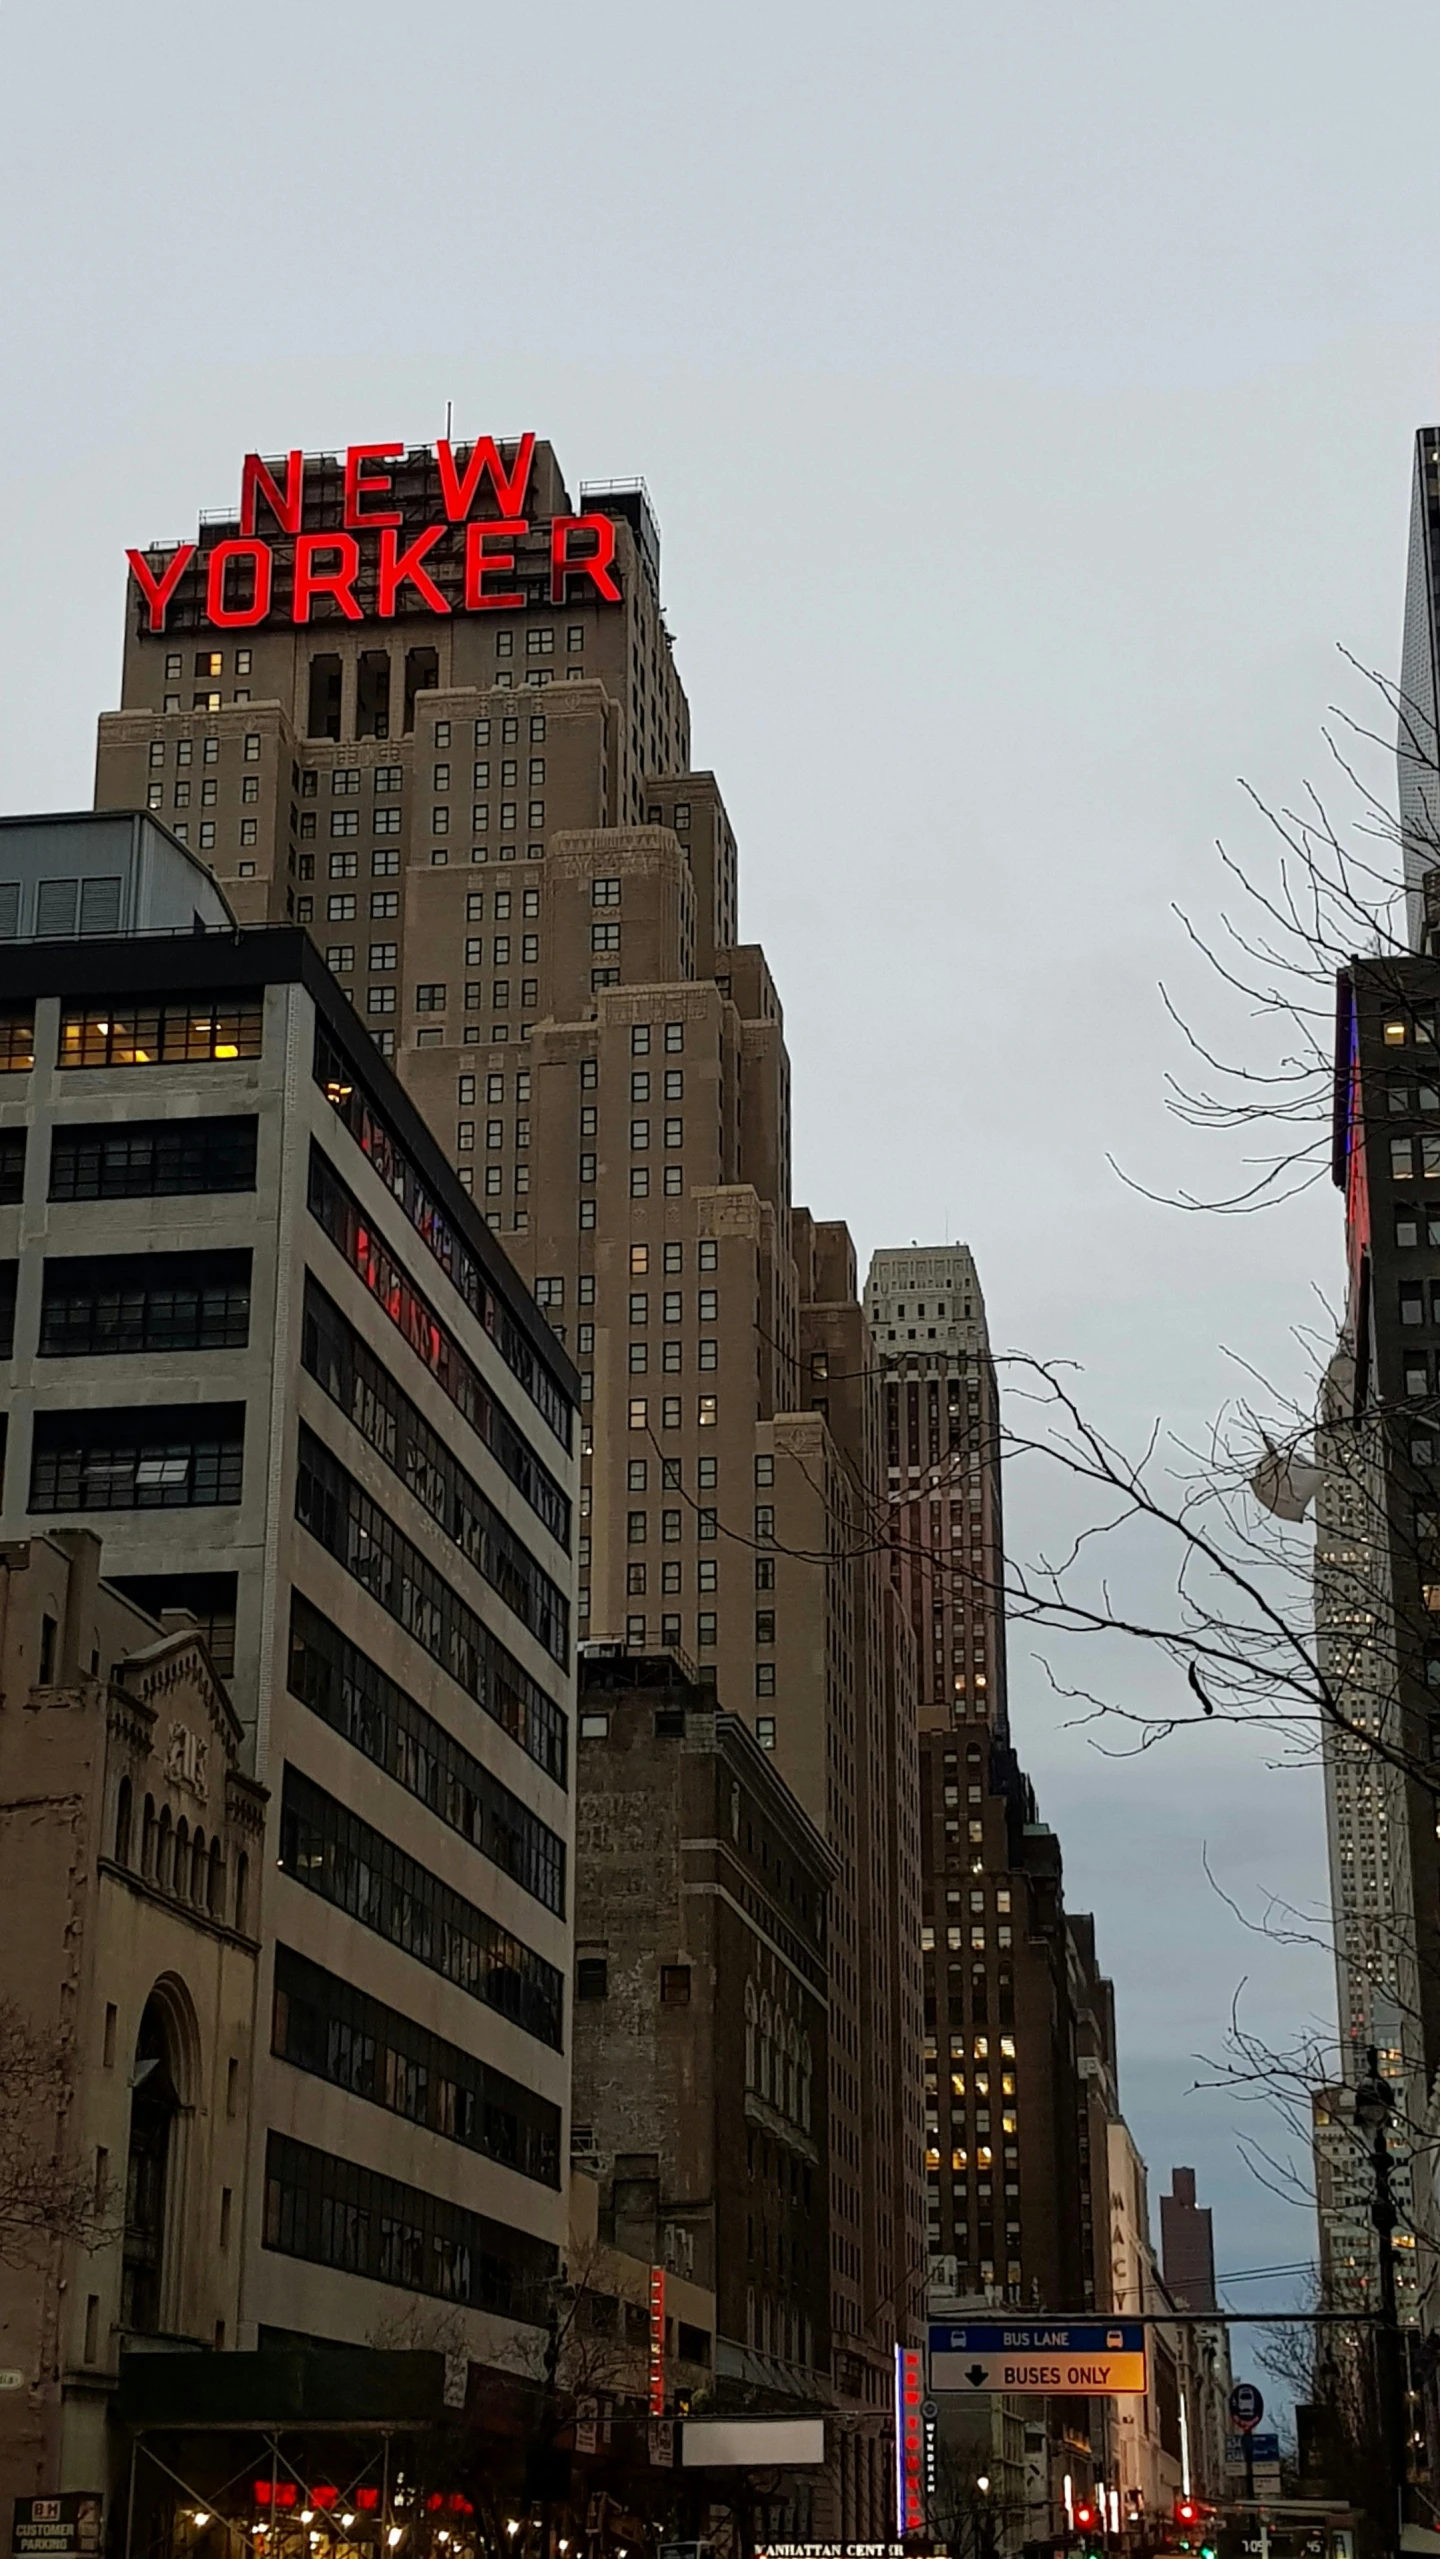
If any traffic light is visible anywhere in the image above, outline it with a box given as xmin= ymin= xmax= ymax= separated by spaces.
xmin=1175 ymin=2500 xmax=1199 ymax=2530
xmin=1073 ymin=2504 xmax=1097 ymax=2533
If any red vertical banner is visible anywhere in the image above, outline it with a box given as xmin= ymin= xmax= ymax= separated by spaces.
xmin=648 ymin=2267 xmax=667 ymax=2415
xmin=894 ymin=2345 xmax=925 ymax=2535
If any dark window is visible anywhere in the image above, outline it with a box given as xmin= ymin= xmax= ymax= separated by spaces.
xmin=313 ymin=1023 xmax=572 ymax=1450
xmin=301 ymin=1277 xmax=568 ymax=1663
xmin=660 ymin=1966 xmax=691 ymax=2006
xmin=40 ymin=1251 xmax=250 ymax=1357
xmin=404 ymin=649 xmax=439 ymax=732
xmin=272 ymin=1944 xmax=560 ymax=2186
xmin=263 ymin=2129 xmax=555 ymax=2312
xmin=278 ymin=1766 xmax=563 ymax=2049
xmin=58 ymin=996 xmax=263 ymax=1070
xmin=111 ymin=1573 xmax=237 ymax=1677
xmin=576 ymin=1957 xmax=608 ymax=2000
xmin=307 ymin=1146 xmax=569 ymax=1547
xmin=49 ymin=1116 xmax=257 ymax=1202
xmin=295 ymin=1426 xmax=566 ymax=1784
xmin=288 ymin=1593 xmax=565 ymax=1914
xmin=30 ymin=1404 xmax=244 ymax=1513
xmin=0 ymin=1261 xmax=15 ymax=1359
xmin=307 ymin=655 xmax=342 ymax=741
xmin=0 ymin=1132 xmax=25 ymax=1203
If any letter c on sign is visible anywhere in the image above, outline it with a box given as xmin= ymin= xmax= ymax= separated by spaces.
xmin=206 ymin=539 xmax=273 ymax=628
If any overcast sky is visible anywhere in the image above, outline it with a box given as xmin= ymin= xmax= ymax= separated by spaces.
xmin=7 ymin=0 xmax=1440 ymax=2360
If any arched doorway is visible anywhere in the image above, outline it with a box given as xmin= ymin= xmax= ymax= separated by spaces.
xmin=122 ymin=1997 xmax=181 ymax=2334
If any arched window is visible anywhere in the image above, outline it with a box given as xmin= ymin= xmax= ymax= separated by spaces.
xmin=207 ymin=1839 xmax=223 ymax=1917
xmin=156 ymin=1807 xmax=173 ymax=1893
xmin=114 ymin=1777 xmax=133 ymax=1867
xmin=122 ymin=1996 xmax=180 ymax=2336
xmin=785 ymin=2019 xmax=799 ymax=2120
xmin=189 ymin=1831 xmax=205 ymax=1906
xmin=759 ymin=1995 xmax=773 ymax=2099
xmin=799 ymin=2036 xmax=812 ymax=2131
xmin=141 ymin=1795 xmax=156 ymax=1878
xmin=174 ymin=1818 xmax=189 ymax=1901
xmin=234 ymin=1852 xmax=249 ymax=1935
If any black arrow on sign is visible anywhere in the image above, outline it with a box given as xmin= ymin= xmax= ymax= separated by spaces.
xmin=966 ymin=2366 xmax=988 ymax=2388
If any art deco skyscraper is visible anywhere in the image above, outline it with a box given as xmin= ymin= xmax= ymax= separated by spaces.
xmin=100 ymin=435 xmax=925 ymax=2478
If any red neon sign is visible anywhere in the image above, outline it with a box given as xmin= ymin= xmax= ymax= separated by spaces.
xmin=649 ymin=2266 xmax=666 ymax=2416
xmin=126 ymin=438 xmax=624 ymax=631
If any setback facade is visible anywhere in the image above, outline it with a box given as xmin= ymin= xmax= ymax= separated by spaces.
xmin=100 ymin=438 xmax=926 ymax=2478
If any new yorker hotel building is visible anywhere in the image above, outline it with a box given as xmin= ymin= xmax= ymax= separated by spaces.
xmin=0 ymin=889 xmax=578 ymax=2358
xmin=100 ymin=436 xmax=925 ymax=2447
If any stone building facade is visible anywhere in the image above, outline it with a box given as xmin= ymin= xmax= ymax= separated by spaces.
xmin=0 ymin=1534 xmax=263 ymax=2523
xmin=0 ymin=917 xmax=578 ymax=2408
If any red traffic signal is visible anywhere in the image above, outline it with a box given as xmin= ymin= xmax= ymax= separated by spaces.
xmin=1175 ymin=2500 xmax=1199 ymax=2528
xmin=1073 ymin=2505 xmax=1098 ymax=2532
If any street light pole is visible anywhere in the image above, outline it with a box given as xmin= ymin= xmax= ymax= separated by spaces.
xmin=1354 ymin=2047 xmax=1407 ymax=2550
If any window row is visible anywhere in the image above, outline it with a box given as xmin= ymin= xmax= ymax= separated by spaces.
xmin=626 ymin=1397 xmax=719 ymax=1428
xmin=263 ymin=2130 xmax=557 ymax=2315
xmin=280 ymin=1765 xmax=563 ymax=2048
xmin=295 ymin=1427 xmax=567 ymax=1784
xmin=288 ymin=1594 xmax=565 ymax=1914
xmin=314 ymin=1020 xmax=571 ymax=1449
xmin=307 ymin=1147 xmax=568 ymax=1547
xmin=148 ymin=721 xmax=260 ymax=757
xmin=30 ymin=1403 xmax=244 ymax=1513
xmin=301 ymin=1277 xmax=568 ymax=1663
xmin=47 ymin=1115 xmax=257 ymax=1202
xmin=38 ymin=1249 xmax=251 ymax=1358
xmin=273 ymin=1945 xmax=561 ymax=2189
xmin=621 ymin=1563 xmax=721 ymax=1595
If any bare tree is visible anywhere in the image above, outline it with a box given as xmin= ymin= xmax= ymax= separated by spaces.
xmin=0 ymin=1999 xmax=115 ymax=2264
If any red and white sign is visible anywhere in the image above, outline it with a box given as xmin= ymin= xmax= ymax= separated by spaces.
xmin=125 ymin=436 xmax=623 ymax=632
xmin=894 ymin=2346 xmax=924 ymax=2535
xmin=649 ymin=2266 xmax=667 ymax=2416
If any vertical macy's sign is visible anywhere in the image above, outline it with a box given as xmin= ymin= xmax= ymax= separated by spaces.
xmin=125 ymin=435 xmax=623 ymax=631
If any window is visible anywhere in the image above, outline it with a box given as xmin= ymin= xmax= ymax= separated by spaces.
xmin=577 ymin=1957 xmax=609 ymax=2000
xmin=660 ymin=1966 xmax=691 ymax=2006
xmin=592 ymin=921 xmax=620 ymax=951
xmin=665 ymin=1023 xmax=683 ymax=1052
xmin=755 ymin=1664 xmax=776 ymax=1697
xmin=40 ymin=1250 xmax=250 ymax=1356
xmin=756 ymin=1611 xmax=775 ymax=1644
xmin=330 ymin=810 xmax=359 ymax=837
xmin=49 ymin=1116 xmax=256 ymax=1203
xmin=756 ymin=1717 xmax=776 ymax=1750
xmin=332 ymin=768 xmax=360 ymax=795
xmin=415 ymin=983 xmax=447 ymax=1011
xmin=374 ymin=766 xmax=403 ymax=794
xmin=632 ymin=1025 xmax=651 ymax=1055
xmin=296 ymin=1427 xmax=566 ymax=1779
xmin=302 ymin=1278 xmax=568 ymax=1663
xmin=280 ymin=1768 xmax=562 ymax=2048
xmin=273 ymin=1943 xmax=559 ymax=2186
xmin=628 ymin=1509 xmax=648 ymax=1543
xmin=370 ymin=891 xmax=399 ymax=920
xmin=288 ymin=1594 xmax=564 ymax=1913
xmin=593 ymin=878 xmax=621 ymax=907
xmin=327 ymin=893 xmax=357 ymax=921
xmin=59 ymin=997 xmax=262 ymax=1069
xmin=631 ymin=1169 xmax=650 ymax=1197
xmin=30 ymin=1403 xmax=245 ymax=1512
xmin=700 ymin=1290 xmax=718 ymax=1320
xmin=629 ymin=1398 xmax=648 ymax=1429
xmin=697 ymin=1612 xmax=717 ymax=1648
xmin=326 ymin=947 xmax=354 ymax=974
xmin=373 ymin=806 xmax=402 ymax=835
xmin=367 ymin=986 xmax=397 ymax=1014
xmin=698 ymin=1340 xmax=717 ymax=1369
